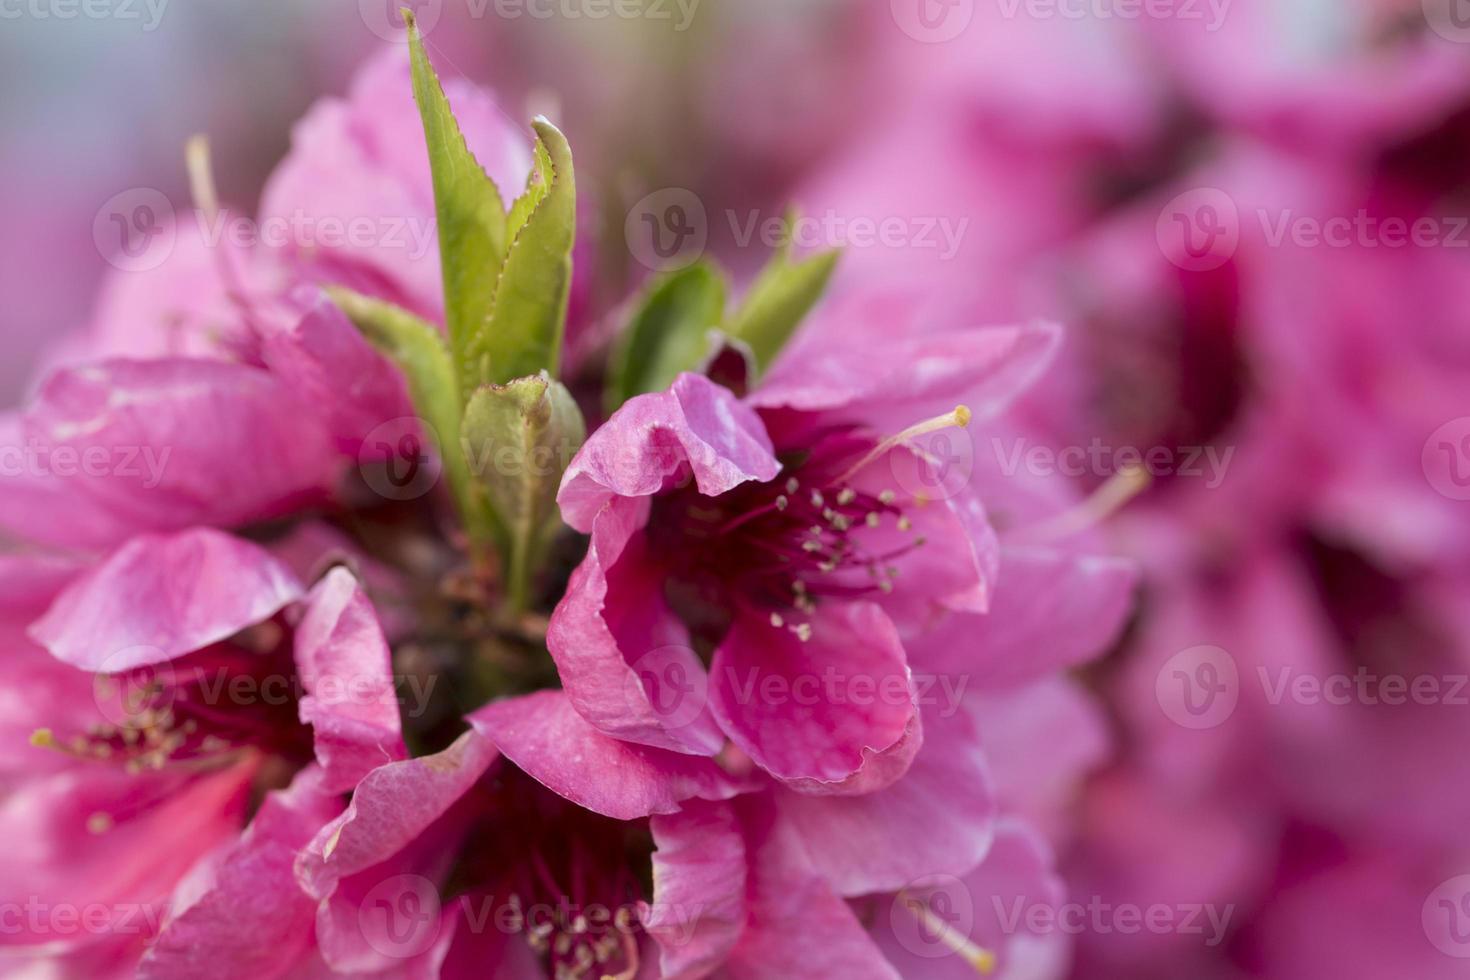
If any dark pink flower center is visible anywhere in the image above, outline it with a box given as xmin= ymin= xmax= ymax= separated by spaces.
xmin=648 ymin=427 xmax=925 ymax=643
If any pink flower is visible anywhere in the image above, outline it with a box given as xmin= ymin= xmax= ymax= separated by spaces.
xmin=3 ymin=529 xmax=405 ymax=976
xmin=548 ymin=320 xmax=1079 ymax=788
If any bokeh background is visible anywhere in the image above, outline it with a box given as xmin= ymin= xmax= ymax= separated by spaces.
xmin=5 ymin=1 xmax=1470 ymax=977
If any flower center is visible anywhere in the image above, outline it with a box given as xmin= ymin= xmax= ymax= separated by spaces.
xmin=31 ymin=621 xmax=313 ymax=775
xmin=650 ymin=407 xmax=970 ymax=644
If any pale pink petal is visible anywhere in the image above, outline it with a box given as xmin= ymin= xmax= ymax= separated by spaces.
xmin=751 ymin=323 xmax=1062 ymax=432
xmin=17 ymin=358 xmax=339 ymax=544
xmin=30 ymin=528 xmax=303 ymax=671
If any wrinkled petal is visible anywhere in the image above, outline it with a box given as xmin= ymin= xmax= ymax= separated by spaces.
xmin=558 ymin=372 xmax=780 ymax=532
xmin=30 ymin=528 xmax=303 ymax=671
xmin=469 ymin=690 xmax=744 ymax=821
xmin=709 ymin=602 xmax=920 ymax=793
xmin=775 ymin=700 xmax=996 ymax=897
xmin=546 ymin=496 xmax=724 ymax=755
xmin=293 ymin=567 xmax=408 ymax=793
xmin=642 ymin=799 xmax=747 ymax=980
xmin=297 ymin=731 xmax=495 ymax=974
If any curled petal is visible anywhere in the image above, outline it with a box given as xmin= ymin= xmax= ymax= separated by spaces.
xmin=558 ymin=372 xmax=779 ymax=532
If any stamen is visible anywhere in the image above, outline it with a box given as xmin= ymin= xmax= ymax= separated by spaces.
xmin=900 ymin=890 xmax=997 ymax=974
xmin=1013 ymin=464 xmax=1150 ymax=543
xmin=185 ymin=134 xmax=220 ymax=224
xmin=838 ymin=405 xmax=972 ymax=483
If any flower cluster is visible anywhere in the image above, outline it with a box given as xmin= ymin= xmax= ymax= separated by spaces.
xmin=0 ymin=23 xmax=1137 ymax=980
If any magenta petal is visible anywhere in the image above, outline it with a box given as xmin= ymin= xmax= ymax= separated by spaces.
xmin=775 ymin=701 xmax=997 ymax=897
xmin=139 ymin=767 xmax=342 ymax=980
xmin=469 ymin=690 xmax=744 ymax=821
xmin=913 ymin=546 xmax=1138 ymax=686
xmin=642 ymin=799 xmax=748 ymax=980
xmin=0 ymin=761 xmax=253 ymax=949
xmin=293 ymin=567 xmax=408 ymax=793
xmin=722 ymin=796 xmax=901 ymax=980
xmin=547 ymin=496 xmax=724 ymax=756
xmin=19 ymin=358 xmax=338 ymax=543
xmin=750 ymin=322 xmax=1062 ymax=430
xmin=709 ymin=602 xmax=920 ymax=793
xmin=298 ymin=730 xmax=496 ymax=894
xmin=558 ymin=372 xmax=780 ymax=532
xmin=260 ymin=293 xmax=411 ymax=456
xmin=30 ymin=528 xmax=303 ymax=671
xmin=870 ymin=819 xmax=1064 ymax=979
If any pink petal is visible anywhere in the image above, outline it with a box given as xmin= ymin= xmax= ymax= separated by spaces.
xmin=708 ymin=602 xmax=920 ymax=793
xmin=260 ymin=292 xmax=411 ymax=456
xmin=139 ymin=767 xmax=342 ymax=979
xmin=546 ymin=496 xmax=724 ymax=756
xmin=558 ymin=372 xmax=780 ymax=532
xmin=870 ymin=819 xmax=1064 ymax=979
xmin=913 ymin=546 xmax=1138 ymax=686
xmin=721 ymin=795 xmax=900 ymax=980
xmin=468 ymin=690 xmax=744 ymax=821
xmin=642 ymin=799 xmax=748 ymax=980
xmin=297 ymin=730 xmax=496 ymax=893
xmin=16 ymin=358 xmax=339 ymax=545
xmin=750 ymin=322 xmax=1062 ymax=432
xmin=259 ymin=48 xmax=531 ymax=320
xmin=293 ymin=567 xmax=408 ymax=793
xmin=30 ymin=528 xmax=303 ymax=671
xmin=775 ymin=700 xmax=997 ymax=897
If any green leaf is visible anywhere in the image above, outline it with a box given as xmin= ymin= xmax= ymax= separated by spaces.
xmin=606 ymin=261 xmax=728 ymax=411
xmin=326 ymin=286 xmax=493 ymax=545
xmin=461 ymin=375 xmax=585 ymax=610
xmin=404 ymin=9 xmax=508 ymax=391
xmin=725 ymin=242 xmax=840 ymax=374
xmin=473 ymin=118 xmax=577 ymax=387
